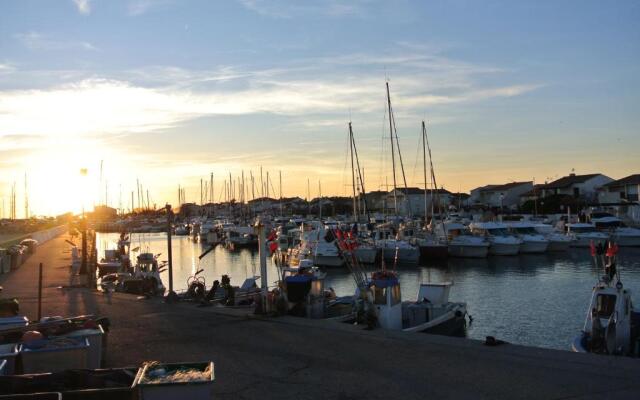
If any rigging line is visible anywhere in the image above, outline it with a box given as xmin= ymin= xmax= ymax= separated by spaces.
xmin=351 ymin=124 xmax=371 ymax=222
xmin=410 ymin=124 xmax=422 ymax=191
xmin=378 ymin=98 xmax=388 ymax=191
xmin=390 ymin=103 xmax=412 ymax=215
xmin=342 ymin=122 xmax=350 ymax=197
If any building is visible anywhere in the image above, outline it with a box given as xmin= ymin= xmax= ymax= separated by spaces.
xmin=386 ymin=187 xmax=452 ymax=217
xmin=469 ymin=181 xmax=533 ymax=210
xmin=363 ymin=191 xmax=388 ymax=212
xmin=90 ymin=205 xmax=117 ymax=222
xmin=598 ymin=174 xmax=640 ymax=203
xmin=541 ymin=173 xmax=613 ymax=202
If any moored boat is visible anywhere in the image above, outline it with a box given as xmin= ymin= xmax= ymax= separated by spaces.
xmin=470 ymin=222 xmax=522 ymax=256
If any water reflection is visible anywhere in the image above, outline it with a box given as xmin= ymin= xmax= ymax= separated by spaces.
xmin=98 ymin=232 xmax=640 ymax=351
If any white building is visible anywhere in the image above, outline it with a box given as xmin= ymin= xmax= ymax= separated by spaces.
xmin=598 ymin=174 xmax=640 ymax=203
xmin=386 ymin=188 xmax=452 ymax=217
xmin=541 ymin=173 xmax=613 ymax=202
xmin=469 ymin=181 xmax=533 ymax=210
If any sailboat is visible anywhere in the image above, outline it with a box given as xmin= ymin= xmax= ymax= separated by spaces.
xmin=413 ymin=120 xmax=448 ymax=261
xmin=374 ymin=82 xmax=420 ymax=265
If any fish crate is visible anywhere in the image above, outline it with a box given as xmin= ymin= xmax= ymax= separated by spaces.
xmin=60 ymin=325 xmax=105 ymax=369
xmin=0 ymin=368 xmax=135 ymax=400
xmin=0 ymin=343 xmax=20 ymax=375
xmin=133 ymin=361 xmax=215 ymax=400
xmin=21 ymin=338 xmax=89 ymax=374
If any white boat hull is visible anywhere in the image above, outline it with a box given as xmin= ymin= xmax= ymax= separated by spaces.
xmin=519 ymin=241 xmax=549 ymax=254
xmin=382 ymin=248 xmax=420 ymax=264
xmin=447 ymin=244 xmax=488 ymax=258
xmin=489 ymin=242 xmax=520 ymax=256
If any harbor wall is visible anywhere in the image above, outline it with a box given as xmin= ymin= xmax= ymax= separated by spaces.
xmin=0 ymin=225 xmax=67 ymax=274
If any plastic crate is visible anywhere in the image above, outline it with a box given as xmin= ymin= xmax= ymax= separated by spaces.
xmin=133 ymin=362 xmax=214 ymax=400
xmin=21 ymin=338 xmax=89 ymax=374
xmin=0 ymin=344 xmax=20 ymax=375
xmin=60 ymin=325 xmax=105 ymax=369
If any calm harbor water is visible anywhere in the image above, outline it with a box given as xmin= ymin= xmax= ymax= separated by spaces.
xmin=97 ymin=232 xmax=640 ymax=351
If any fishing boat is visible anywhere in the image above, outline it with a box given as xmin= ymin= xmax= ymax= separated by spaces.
xmin=272 ymin=258 xmax=355 ymax=320
xmin=469 ymin=222 xmax=522 ymax=256
xmin=567 ymin=223 xmax=609 ymax=247
xmin=367 ymin=270 xmax=467 ymax=335
xmin=505 ymin=221 xmax=549 ymax=253
xmin=571 ymin=243 xmax=640 ymax=356
xmin=100 ymin=252 xmax=165 ymax=295
xmin=433 ymin=222 xmax=489 ymax=258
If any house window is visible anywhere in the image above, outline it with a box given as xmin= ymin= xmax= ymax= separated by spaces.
xmin=573 ymin=187 xmax=580 ymax=198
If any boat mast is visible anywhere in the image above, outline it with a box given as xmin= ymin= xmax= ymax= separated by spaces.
xmin=279 ymin=170 xmax=283 ymax=217
xmin=349 ymin=122 xmax=358 ymax=222
xmin=351 ymin=123 xmax=371 ymax=223
xmin=422 ymin=121 xmax=429 ymax=226
xmin=318 ymin=180 xmax=322 ymax=220
xmin=424 ymin=120 xmax=439 ymax=217
xmin=386 ymin=82 xmax=398 ymax=216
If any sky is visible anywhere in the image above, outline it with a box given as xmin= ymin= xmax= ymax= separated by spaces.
xmin=0 ymin=0 xmax=639 ymax=216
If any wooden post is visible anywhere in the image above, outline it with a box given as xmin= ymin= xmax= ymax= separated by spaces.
xmin=37 ymin=263 xmax=43 ymax=321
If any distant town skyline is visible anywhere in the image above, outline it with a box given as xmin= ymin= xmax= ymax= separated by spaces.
xmin=1 ymin=1 xmax=638 ymax=216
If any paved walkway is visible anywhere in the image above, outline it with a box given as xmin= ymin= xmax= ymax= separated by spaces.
xmin=1 ymin=234 xmax=639 ymax=399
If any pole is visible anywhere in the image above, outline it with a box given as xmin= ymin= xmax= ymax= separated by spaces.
xmin=386 ymin=82 xmax=398 ymax=216
xmin=165 ymin=204 xmax=175 ymax=299
xmin=349 ymin=122 xmax=358 ymax=222
xmin=422 ymin=121 xmax=429 ymax=225
xmin=37 ymin=263 xmax=43 ymax=321
xmin=279 ymin=170 xmax=283 ymax=216
xmin=256 ymin=219 xmax=268 ymax=312
xmin=80 ymin=216 xmax=87 ymax=276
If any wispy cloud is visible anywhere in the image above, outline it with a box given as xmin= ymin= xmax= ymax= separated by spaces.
xmin=127 ymin=0 xmax=172 ymax=16
xmin=72 ymin=0 xmax=91 ymax=15
xmin=0 ymin=63 xmax=15 ymax=74
xmin=14 ymin=32 xmax=97 ymax=51
xmin=0 ymin=46 xmax=541 ymax=139
xmin=237 ymin=0 xmax=369 ymax=18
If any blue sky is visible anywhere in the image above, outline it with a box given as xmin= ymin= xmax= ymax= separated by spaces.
xmin=0 ymin=0 xmax=638 ymax=216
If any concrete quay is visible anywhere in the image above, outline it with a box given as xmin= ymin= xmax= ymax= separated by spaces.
xmin=1 ymin=233 xmax=639 ymax=399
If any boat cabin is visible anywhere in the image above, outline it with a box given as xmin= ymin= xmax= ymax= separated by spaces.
xmin=368 ymin=271 xmax=402 ymax=330
xmin=582 ymin=282 xmax=636 ymax=354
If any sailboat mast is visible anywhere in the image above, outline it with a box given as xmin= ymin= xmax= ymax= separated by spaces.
xmin=349 ymin=122 xmax=358 ymax=222
xmin=424 ymin=120 xmax=439 ymax=216
xmin=318 ymin=180 xmax=322 ymax=220
xmin=279 ymin=170 xmax=283 ymax=216
xmin=422 ymin=121 xmax=429 ymax=225
xmin=386 ymin=82 xmax=398 ymax=215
